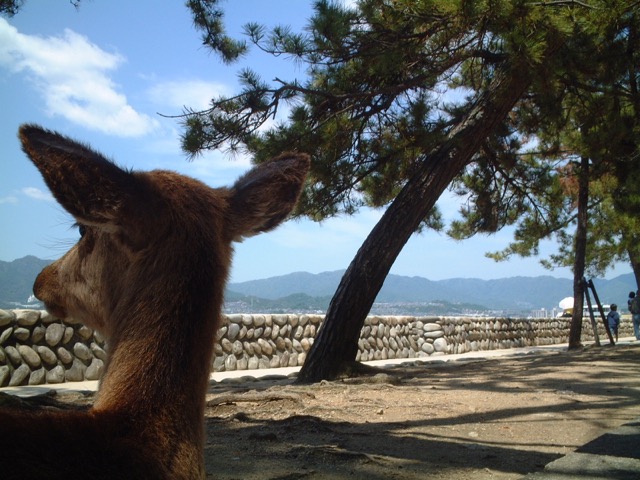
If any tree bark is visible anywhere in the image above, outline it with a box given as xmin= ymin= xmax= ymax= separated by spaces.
xmin=627 ymin=246 xmax=640 ymax=291
xmin=297 ymin=65 xmax=534 ymax=383
xmin=568 ymin=156 xmax=589 ymax=349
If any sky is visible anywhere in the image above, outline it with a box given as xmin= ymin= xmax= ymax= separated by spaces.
xmin=0 ymin=0 xmax=633 ymax=284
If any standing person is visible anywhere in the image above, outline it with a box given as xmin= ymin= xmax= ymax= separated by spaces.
xmin=607 ymin=304 xmax=621 ymax=342
xmin=630 ymin=291 xmax=640 ymax=340
xmin=628 ymin=291 xmax=635 ymax=311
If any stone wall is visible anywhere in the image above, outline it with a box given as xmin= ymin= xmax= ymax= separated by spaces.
xmin=0 ymin=309 xmax=634 ymax=388
xmin=0 ymin=309 xmax=106 ymax=388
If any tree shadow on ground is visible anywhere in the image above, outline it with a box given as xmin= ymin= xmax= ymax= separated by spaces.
xmin=203 ymin=344 xmax=640 ymax=479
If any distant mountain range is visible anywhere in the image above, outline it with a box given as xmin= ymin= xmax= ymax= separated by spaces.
xmin=227 ymin=270 xmax=636 ymax=313
xmin=1 ymin=256 xmax=636 ymax=315
xmin=0 ymin=256 xmax=52 ymax=309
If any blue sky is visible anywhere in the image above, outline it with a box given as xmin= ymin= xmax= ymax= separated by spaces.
xmin=0 ymin=0 xmax=632 ymax=284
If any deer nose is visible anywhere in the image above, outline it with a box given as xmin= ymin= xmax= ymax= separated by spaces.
xmin=33 ymin=264 xmax=67 ymax=319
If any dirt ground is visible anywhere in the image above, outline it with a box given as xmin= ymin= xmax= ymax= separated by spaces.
xmin=202 ymin=343 xmax=640 ymax=479
xmin=4 ymin=343 xmax=640 ymax=479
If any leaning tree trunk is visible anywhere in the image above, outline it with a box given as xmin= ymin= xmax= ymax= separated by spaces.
xmin=296 ymin=65 xmax=535 ymax=383
xmin=568 ymin=156 xmax=590 ymax=350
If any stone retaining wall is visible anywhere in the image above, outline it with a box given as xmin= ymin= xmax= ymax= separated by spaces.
xmin=0 ymin=309 xmax=634 ymax=387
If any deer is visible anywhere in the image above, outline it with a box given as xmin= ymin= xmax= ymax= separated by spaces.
xmin=0 ymin=124 xmax=310 ymax=479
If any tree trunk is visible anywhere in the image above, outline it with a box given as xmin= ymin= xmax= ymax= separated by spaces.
xmin=568 ymin=156 xmax=589 ymax=350
xmin=628 ymin=247 xmax=640 ymax=291
xmin=297 ymin=65 xmax=534 ymax=383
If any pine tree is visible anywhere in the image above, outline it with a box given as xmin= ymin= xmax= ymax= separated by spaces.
xmin=184 ymin=0 xmax=635 ymax=381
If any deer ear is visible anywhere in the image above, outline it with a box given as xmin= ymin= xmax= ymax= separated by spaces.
xmin=19 ymin=124 xmax=138 ymax=226
xmin=228 ymin=152 xmax=310 ymax=240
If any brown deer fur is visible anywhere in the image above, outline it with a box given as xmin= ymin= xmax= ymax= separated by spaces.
xmin=0 ymin=125 xmax=309 ymax=479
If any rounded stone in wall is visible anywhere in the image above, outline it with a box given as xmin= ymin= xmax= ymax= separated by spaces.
xmin=253 ymin=315 xmax=266 ymax=327
xmin=297 ymin=352 xmax=306 ymax=365
xmin=270 ymin=324 xmax=280 ymax=340
xmin=237 ymin=356 xmax=248 ymax=370
xmin=16 ymin=309 xmax=40 ymax=327
xmin=258 ymin=338 xmax=273 ymax=355
xmin=0 ymin=365 xmax=10 ymax=387
xmin=46 ymin=365 xmax=65 ymax=384
xmin=248 ymin=356 xmax=259 ymax=370
xmin=259 ymin=356 xmax=271 ymax=369
xmin=274 ymin=337 xmax=286 ymax=351
xmin=0 ymin=309 xmax=16 ymax=327
xmin=0 ymin=327 xmax=13 ymax=345
xmin=269 ymin=355 xmax=280 ymax=368
xmin=292 ymin=339 xmax=303 ymax=353
xmin=77 ymin=325 xmax=93 ymax=341
xmin=212 ymin=355 xmax=226 ymax=372
xmin=9 ymin=364 xmax=30 ymax=386
xmin=232 ymin=340 xmax=243 ymax=356
xmin=220 ymin=338 xmax=233 ymax=354
xmin=31 ymin=325 xmax=46 ymax=343
xmin=423 ymin=330 xmax=444 ymax=339
xmin=39 ymin=311 xmax=57 ymax=324
xmin=216 ymin=325 xmax=227 ymax=341
xmin=85 ymin=358 xmax=104 ymax=380
xmin=18 ymin=345 xmax=41 ymax=369
xmin=29 ymin=367 xmax=46 ymax=386
xmin=238 ymin=326 xmax=248 ymax=340
xmin=36 ymin=345 xmax=58 ymax=366
xmin=279 ymin=351 xmax=290 ymax=367
xmin=421 ymin=342 xmax=435 ymax=355
xmin=65 ymin=358 xmax=86 ymax=382
xmin=13 ymin=327 xmax=31 ymax=342
xmin=90 ymin=343 xmax=107 ymax=362
xmin=56 ymin=346 xmax=73 ymax=365
xmin=93 ymin=329 xmax=105 ymax=344
xmin=241 ymin=341 xmax=253 ymax=355
xmin=4 ymin=345 xmax=22 ymax=366
xmin=433 ymin=337 xmax=448 ymax=353
xmin=0 ymin=346 xmax=5 ymax=364
xmin=225 ymin=355 xmax=237 ymax=371
xmin=45 ymin=323 xmax=65 ymax=346
xmin=63 ymin=327 xmax=74 ymax=344
xmin=73 ymin=342 xmax=93 ymax=363
xmin=288 ymin=352 xmax=298 ymax=367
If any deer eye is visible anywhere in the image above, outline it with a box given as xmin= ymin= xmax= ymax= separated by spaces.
xmin=78 ymin=224 xmax=87 ymax=238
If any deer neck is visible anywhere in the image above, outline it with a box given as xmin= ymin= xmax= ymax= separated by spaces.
xmin=91 ymin=277 xmax=224 ymax=438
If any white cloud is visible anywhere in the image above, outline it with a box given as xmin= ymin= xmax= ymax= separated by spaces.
xmin=0 ymin=18 xmax=158 ymax=137
xmin=148 ymin=80 xmax=229 ymax=111
xmin=22 ymin=187 xmax=54 ymax=202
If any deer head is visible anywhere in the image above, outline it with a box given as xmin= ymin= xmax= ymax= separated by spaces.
xmin=3 ymin=124 xmax=310 ymax=479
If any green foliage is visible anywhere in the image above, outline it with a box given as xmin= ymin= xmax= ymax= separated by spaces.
xmin=478 ymin=1 xmax=640 ymax=279
xmin=185 ymin=0 xmax=247 ymax=63
xmin=0 ymin=0 xmax=24 ymax=16
xmin=183 ymin=0 xmax=579 ymax=223
xmin=182 ymin=0 xmax=638 ymax=279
